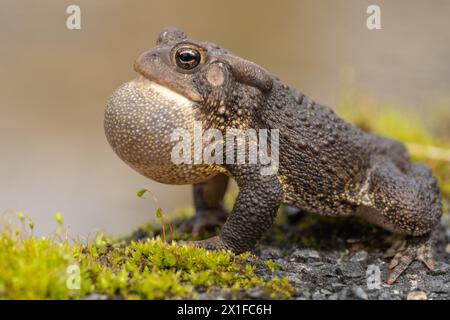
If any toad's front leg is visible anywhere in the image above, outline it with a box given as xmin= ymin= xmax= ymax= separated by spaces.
xmin=187 ymin=164 xmax=284 ymax=253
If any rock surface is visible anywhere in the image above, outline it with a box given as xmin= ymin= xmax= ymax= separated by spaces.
xmin=131 ymin=213 xmax=450 ymax=300
xmin=251 ymin=215 xmax=450 ymax=300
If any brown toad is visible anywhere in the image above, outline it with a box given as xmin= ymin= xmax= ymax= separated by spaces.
xmin=104 ymin=27 xmax=442 ymax=284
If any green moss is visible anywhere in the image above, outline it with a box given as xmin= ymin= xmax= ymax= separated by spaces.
xmin=0 ymin=226 xmax=293 ymax=300
xmin=265 ymin=260 xmax=282 ymax=272
xmin=265 ymin=277 xmax=293 ymax=299
xmin=0 ymin=232 xmax=75 ymax=299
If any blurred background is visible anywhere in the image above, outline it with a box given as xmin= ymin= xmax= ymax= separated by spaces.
xmin=1 ymin=0 xmax=449 ymax=237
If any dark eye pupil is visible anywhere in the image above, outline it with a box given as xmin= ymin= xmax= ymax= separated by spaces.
xmin=175 ymin=48 xmax=200 ymax=69
xmin=179 ymin=52 xmax=194 ymax=62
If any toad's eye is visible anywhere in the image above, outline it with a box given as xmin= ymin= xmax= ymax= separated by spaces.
xmin=175 ymin=47 xmax=201 ymax=70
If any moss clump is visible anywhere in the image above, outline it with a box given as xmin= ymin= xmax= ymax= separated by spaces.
xmin=266 ymin=260 xmax=282 ymax=272
xmin=0 ymin=226 xmax=293 ymax=300
xmin=0 ymin=232 xmax=75 ymax=299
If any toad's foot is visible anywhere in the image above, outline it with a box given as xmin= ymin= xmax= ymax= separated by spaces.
xmin=386 ymin=233 xmax=435 ymax=285
xmin=176 ymin=209 xmax=229 ymax=237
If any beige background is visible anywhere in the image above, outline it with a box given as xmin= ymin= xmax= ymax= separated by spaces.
xmin=1 ymin=0 xmax=449 ymax=236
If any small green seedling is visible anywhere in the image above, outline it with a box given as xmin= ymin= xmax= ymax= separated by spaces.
xmin=137 ymin=188 xmax=173 ymax=242
xmin=28 ymin=220 xmax=34 ymax=235
xmin=15 ymin=211 xmax=35 ymax=237
xmin=55 ymin=212 xmax=63 ymax=225
xmin=16 ymin=211 xmax=25 ymax=222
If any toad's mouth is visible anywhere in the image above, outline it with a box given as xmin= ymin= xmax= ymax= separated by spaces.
xmin=134 ymin=76 xmax=195 ymax=107
xmin=134 ymin=55 xmax=203 ymax=102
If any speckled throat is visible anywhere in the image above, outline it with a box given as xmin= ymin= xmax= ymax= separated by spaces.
xmin=104 ymin=77 xmax=221 ymax=184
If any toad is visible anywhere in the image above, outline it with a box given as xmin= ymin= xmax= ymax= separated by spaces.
xmin=104 ymin=28 xmax=442 ymax=284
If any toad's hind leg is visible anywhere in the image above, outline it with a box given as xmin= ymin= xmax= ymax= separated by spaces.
xmin=177 ymin=173 xmax=229 ymax=237
xmin=356 ymin=161 xmax=442 ymax=284
xmin=385 ymin=232 xmax=436 ymax=284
